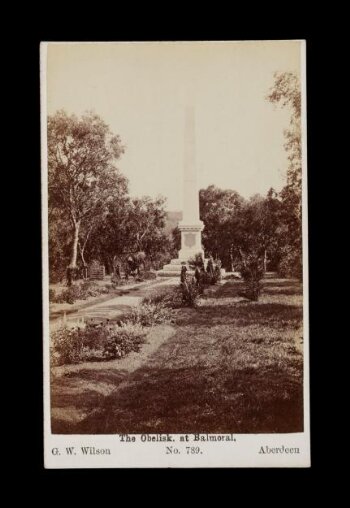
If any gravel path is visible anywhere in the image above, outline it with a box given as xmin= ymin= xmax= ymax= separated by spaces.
xmin=50 ymin=277 xmax=178 ymax=330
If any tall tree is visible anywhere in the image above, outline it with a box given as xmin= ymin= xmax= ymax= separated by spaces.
xmin=267 ymin=71 xmax=301 ymax=199
xmin=48 ymin=110 xmax=127 ymax=280
xmin=199 ymin=185 xmax=244 ymax=270
xmin=267 ymin=72 xmax=303 ymax=278
xmin=234 ymin=189 xmax=282 ymax=270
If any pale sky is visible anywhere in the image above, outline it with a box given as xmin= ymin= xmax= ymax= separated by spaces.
xmin=46 ymin=41 xmax=302 ymax=210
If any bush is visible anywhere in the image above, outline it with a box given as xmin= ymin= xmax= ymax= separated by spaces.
xmin=200 ymin=271 xmax=212 ymax=285
xmin=103 ymin=322 xmax=147 ymax=359
xmin=278 ymin=245 xmax=302 ymax=279
xmin=194 ymin=264 xmax=221 ymax=288
xmin=147 ymin=289 xmax=184 ymax=310
xmin=212 ymin=265 xmax=222 ymax=284
xmin=51 ymin=322 xmax=113 ymax=365
xmin=51 ymin=321 xmax=147 ymax=365
xmin=180 ymin=277 xmax=202 ymax=307
xmin=80 ymin=322 xmax=110 ymax=350
xmin=51 ymin=285 xmax=85 ymax=304
xmin=188 ymin=253 xmax=205 ymax=269
xmin=126 ymin=294 xmax=172 ymax=326
xmin=238 ymin=252 xmax=264 ymax=301
xmin=51 ymin=326 xmax=86 ymax=365
xmin=49 ymin=289 xmax=56 ymax=302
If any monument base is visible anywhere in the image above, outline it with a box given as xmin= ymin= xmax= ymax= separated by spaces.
xmin=178 ymin=220 xmax=204 ymax=261
xmin=157 ymin=258 xmax=210 ymax=278
xmin=157 ymin=259 xmax=188 ymax=278
xmin=178 ymin=247 xmax=205 ymax=262
xmin=157 ymin=220 xmax=205 ymax=277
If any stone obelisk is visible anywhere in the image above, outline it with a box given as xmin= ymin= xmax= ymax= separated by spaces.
xmin=158 ymin=105 xmax=204 ymax=277
xmin=178 ymin=105 xmax=204 ymax=261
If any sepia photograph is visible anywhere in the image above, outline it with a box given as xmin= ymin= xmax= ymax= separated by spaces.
xmin=42 ymin=40 xmax=309 ymax=467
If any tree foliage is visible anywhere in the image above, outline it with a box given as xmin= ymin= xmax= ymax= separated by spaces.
xmin=199 ymin=185 xmax=244 ymax=269
xmin=267 ymin=72 xmax=302 ymax=278
xmin=48 ymin=111 xmax=173 ymax=282
xmin=199 ymin=186 xmax=282 ymax=272
xmin=87 ymin=195 xmax=173 ymax=272
xmin=48 ymin=110 xmax=127 ymax=275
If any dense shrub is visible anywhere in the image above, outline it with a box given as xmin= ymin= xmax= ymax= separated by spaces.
xmin=180 ymin=277 xmax=202 ymax=307
xmin=239 ymin=253 xmax=264 ymax=301
xmin=51 ymin=321 xmax=147 ymax=365
xmin=103 ymin=322 xmax=147 ymax=359
xmin=194 ymin=265 xmax=221 ymax=288
xmin=51 ymin=285 xmax=83 ymax=304
xmin=139 ymin=271 xmax=157 ymax=280
xmin=278 ymin=245 xmax=302 ymax=280
xmin=213 ymin=265 xmax=222 ymax=284
xmin=126 ymin=293 xmax=172 ymax=326
xmin=188 ymin=253 xmax=205 ymax=269
xmin=57 ymin=287 xmax=80 ymax=304
xmin=79 ymin=322 xmax=110 ymax=350
xmin=148 ymin=289 xmax=184 ymax=310
xmin=51 ymin=326 xmax=87 ymax=365
xmin=194 ymin=269 xmax=208 ymax=286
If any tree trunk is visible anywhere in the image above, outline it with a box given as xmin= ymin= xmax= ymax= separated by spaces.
xmin=79 ymin=246 xmax=86 ymax=267
xmin=69 ymin=221 xmax=80 ymax=269
xmin=78 ymin=242 xmax=88 ymax=279
xmin=78 ymin=224 xmax=94 ymax=279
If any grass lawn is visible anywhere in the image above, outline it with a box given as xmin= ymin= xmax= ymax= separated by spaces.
xmin=51 ymin=277 xmax=304 ymax=434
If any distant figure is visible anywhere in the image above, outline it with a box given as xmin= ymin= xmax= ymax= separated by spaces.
xmin=112 ymin=261 xmax=121 ymax=283
xmin=194 ymin=266 xmax=201 ymax=286
xmin=125 ymin=251 xmax=146 ymax=277
xmin=207 ymin=256 xmax=214 ymax=276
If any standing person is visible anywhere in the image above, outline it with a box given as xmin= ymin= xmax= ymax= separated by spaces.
xmin=194 ymin=266 xmax=201 ymax=286
xmin=112 ymin=256 xmax=121 ymax=281
xmin=207 ymin=256 xmax=214 ymax=276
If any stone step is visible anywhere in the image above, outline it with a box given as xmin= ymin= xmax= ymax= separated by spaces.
xmin=162 ymin=264 xmax=183 ymax=271
xmin=264 ymin=271 xmax=278 ymax=279
xmin=157 ymin=270 xmax=195 ymax=278
xmin=170 ymin=259 xmax=184 ymax=265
